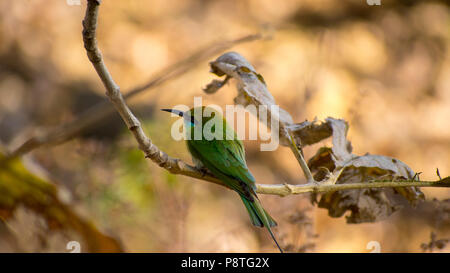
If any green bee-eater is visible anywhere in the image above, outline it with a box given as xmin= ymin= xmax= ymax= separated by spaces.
xmin=162 ymin=106 xmax=282 ymax=252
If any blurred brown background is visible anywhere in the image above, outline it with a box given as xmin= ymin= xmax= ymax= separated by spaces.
xmin=0 ymin=0 xmax=449 ymax=252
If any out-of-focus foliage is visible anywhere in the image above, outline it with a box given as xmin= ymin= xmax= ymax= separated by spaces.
xmin=421 ymin=232 xmax=449 ymax=252
xmin=0 ymin=150 xmax=122 ymax=252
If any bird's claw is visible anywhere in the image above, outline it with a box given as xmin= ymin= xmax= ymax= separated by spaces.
xmin=199 ymin=167 xmax=209 ymax=178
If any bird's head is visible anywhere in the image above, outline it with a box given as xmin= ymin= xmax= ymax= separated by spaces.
xmin=161 ymin=106 xmax=235 ymax=141
xmin=161 ymin=107 xmax=200 ymax=128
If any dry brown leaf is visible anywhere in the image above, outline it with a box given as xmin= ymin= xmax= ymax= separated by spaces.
xmin=309 ymin=118 xmax=424 ymax=223
xmin=205 ymin=52 xmax=295 ymax=145
xmin=205 ymin=53 xmax=354 ymax=150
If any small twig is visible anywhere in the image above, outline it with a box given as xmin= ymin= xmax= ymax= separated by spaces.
xmin=437 ymin=168 xmax=442 ymax=180
xmin=286 ymin=129 xmax=315 ymax=183
xmin=412 ymin=172 xmax=422 ymax=181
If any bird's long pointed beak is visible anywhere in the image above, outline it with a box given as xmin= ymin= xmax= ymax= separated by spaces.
xmin=161 ymin=108 xmax=184 ymax=117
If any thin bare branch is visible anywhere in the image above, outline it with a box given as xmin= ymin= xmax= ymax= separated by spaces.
xmin=257 ymin=177 xmax=450 ymax=197
xmin=286 ymin=129 xmax=314 ymax=182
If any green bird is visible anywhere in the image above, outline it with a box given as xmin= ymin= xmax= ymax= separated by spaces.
xmin=162 ymin=106 xmax=283 ymax=253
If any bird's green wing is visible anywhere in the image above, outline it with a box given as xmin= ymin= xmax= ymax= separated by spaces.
xmin=187 ymin=138 xmax=257 ymax=198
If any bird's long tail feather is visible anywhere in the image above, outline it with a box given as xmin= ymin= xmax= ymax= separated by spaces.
xmin=240 ymin=195 xmax=283 ymax=253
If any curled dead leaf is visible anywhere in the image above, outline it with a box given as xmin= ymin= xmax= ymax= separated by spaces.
xmin=206 ymin=52 xmax=295 ymax=145
xmin=308 ymin=118 xmax=424 ymax=223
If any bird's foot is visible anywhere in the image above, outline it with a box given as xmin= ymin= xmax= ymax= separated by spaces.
xmin=198 ymin=167 xmax=209 ymax=178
